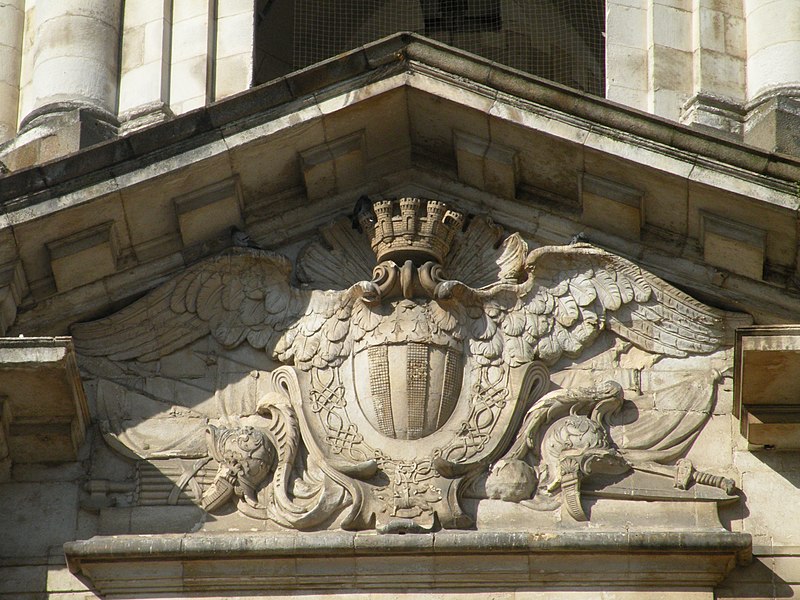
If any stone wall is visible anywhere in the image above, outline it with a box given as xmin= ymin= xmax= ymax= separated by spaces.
xmin=1 ymin=19 xmax=800 ymax=600
xmin=2 ymin=0 xmax=800 ymax=165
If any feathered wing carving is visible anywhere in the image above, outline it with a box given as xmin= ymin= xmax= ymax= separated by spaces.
xmin=460 ymin=242 xmax=751 ymax=367
xmin=71 ymin=247 xmax=365 ymax=370
xmin=444 ymin=215 xmax=528 ymax=288
xmin=72 ymin=238 xmax=749 ymax=399
xmin=295 ymin=219 xmax=375 ymax=289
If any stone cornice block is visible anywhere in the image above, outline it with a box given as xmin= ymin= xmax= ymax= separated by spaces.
xmin=581 ymin=173 xmax=644 ymax=240
xmin=64 ymin=529 xmax=751 ymax=597
xmin=47 ymin=221 xmax=120 ymax=292
xmin=700 ymin=212 xmax=766 ymax=280
xmin=735 ymin=325 xmax=800 ymax=448
xmin=300 ymin=131 xmax=366 ymax=200
xmin=454 ymin=130 xmax=518 ymax=199
xmin=0 ymin=260 xmax=28 ymax=334
xmin=173 ymin=177 xmax=243 ymax=247
xmin=0 ymin=336 xmax=89 ymax=464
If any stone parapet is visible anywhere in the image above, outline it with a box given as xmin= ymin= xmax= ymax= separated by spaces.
xmin=0 ymin=35 xmax=799 ymax=334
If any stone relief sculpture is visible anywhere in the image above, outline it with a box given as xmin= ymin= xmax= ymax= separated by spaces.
xmin=72 ymin=197 xmax=750 ymax=532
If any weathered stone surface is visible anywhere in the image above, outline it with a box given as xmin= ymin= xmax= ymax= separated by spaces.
xmin=0 ymin=481 xmax=78 ymax=557
xmin=69 ymin=199 xmax=747 ymax=535
xmin=0 ymin=25 xmax=798 ymax=600
xmin=0 ymin=337 xmax=88 ymax=465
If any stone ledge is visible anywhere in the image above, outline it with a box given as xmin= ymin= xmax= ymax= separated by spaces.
xmin=64 ymin=529 xmax=751 ymax=596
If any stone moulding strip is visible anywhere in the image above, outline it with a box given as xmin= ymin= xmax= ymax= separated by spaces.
xmin=64 ymin=530 xmax=751 ymax=596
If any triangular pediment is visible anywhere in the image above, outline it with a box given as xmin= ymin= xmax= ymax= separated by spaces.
xmin=0 ymin=34 xmax=776 ymax=596
xmin=1 ymin=33 xmax=799 ymax=333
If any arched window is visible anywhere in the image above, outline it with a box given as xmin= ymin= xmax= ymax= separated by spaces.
xmin=254 ymin=0 xmax=604 ymax=96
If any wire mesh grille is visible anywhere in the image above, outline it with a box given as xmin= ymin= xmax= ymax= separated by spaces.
xmin=289 ymin=0 xmax=605 ymax=96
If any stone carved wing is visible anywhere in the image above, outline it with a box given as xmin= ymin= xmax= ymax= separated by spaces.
xmin=471 ymin=243 xmax=751 ymax=367
xmin=295 ymin=215 xmax=528 ymax=291
xmin=71 ymin=247 xmax=360 ymax=370
xmin=296 ymin=219 xmax=375 ymax=289
xmin=444 ymin=216 xmax=528 ymax=288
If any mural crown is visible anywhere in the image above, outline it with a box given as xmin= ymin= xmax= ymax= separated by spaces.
xmin=359 ymin=197 xmax=464 ymax=264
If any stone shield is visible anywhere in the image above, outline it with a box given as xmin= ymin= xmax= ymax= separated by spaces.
xmin=353 ymin=342 xmax=463 ymax=440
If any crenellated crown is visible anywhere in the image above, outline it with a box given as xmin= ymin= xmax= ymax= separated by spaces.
xmin=358 ymin=197 xmax=464 ymax=265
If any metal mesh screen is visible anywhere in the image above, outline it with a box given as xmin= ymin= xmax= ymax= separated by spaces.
xmin=289 ymin=0 xmax=605 ymax=96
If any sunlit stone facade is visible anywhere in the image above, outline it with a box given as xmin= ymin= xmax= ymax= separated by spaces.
xmin=1 ymin=3 xmax=800 ymax=599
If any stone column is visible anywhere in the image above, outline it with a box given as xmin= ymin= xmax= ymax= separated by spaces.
xmin=6 ymin=0 xmax=122 ymax=168
xmin=744 ymin=0 xmax=800 ymax=153
xmin=0 ymin=0 xmax=24 ymax=146
xmin=680 ymin=0 xmax=746 ymax=139
xmin=118 ymin=0 xmax=174 ymax=132
xmin=214 ymin=0 xmax=255 ymax=101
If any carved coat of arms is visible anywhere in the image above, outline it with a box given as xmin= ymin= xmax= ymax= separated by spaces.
xmin=73 ymin=198 xmax=748 ymax=532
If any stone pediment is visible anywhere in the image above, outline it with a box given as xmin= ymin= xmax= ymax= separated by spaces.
xmin=0 ymin=34 xmax=788 ymax=596
xmin=1 ymin=35 xmax=799 ymax=341
xmin=64 ymin=197 xmax=753 ymax=593
xmin=71 ymin=199 xmax=749 ymax=526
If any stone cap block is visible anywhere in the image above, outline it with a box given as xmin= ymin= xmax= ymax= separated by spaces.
xmin=47 ymin=221 xmax=120 ymax=292
xmin=0 ymin=336 xmax=89 ymax=467
xmin=581 ymin=173 xmax=643 ymax=240
xmin=0 ymin=260 xmax=28 ymax=335
xmin=735 ymin=325 xmax=800 ymax=448
xmin=700 ymin=212 xmax=766 ymax=280
xmin=300 ymin=131 xmax=366 ymax=200
xmin=174 ymin=178 xmax=243 ymax=247
xmin=454 ymin=131 xmax=518 ymax=199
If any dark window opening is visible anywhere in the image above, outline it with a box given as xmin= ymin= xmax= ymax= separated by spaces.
xmin=254 ymin=0 xmax=605 ymax=97
xmin=421 ymin=0 xmax=503 ymax=36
